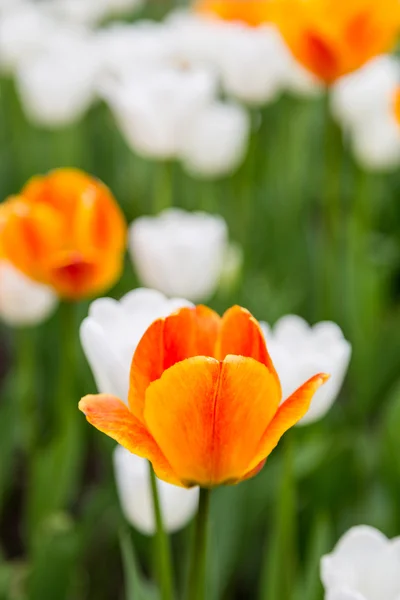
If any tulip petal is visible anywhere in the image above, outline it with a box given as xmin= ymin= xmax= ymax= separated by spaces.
xmin=144 ymin=355 xmax=281 ymax=487
xmin=246 ymin=373 xmax=330 ymax=472
xmin=129 ymin=305 xmax=220 ymax=420
xmin=216 ymin=305 xmax=281 ymax=393
xmin=79 ymin=394 xmax=180 ymax=485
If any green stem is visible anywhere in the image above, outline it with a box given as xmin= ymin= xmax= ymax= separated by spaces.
xmin=15 ymin=328 xmax=37 ymax=452
xmin=187 ymin=488 xmax=211 ymax=600
xmin=317 ymin=94 xmax=344 ymax=322
xmin=58 ymin=301 xmax=77 ymax=424
xmin=149 ymin=464 xmax=174 ymax=600
xmin=154 ymin=161 xmax=173 ymax=214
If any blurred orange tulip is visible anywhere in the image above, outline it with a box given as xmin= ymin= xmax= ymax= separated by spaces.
xmin=394 ymin=88 xmax=400 ymax=126
xmin=79 ymin=305 xmax=328 ymax=488
xmin=270 ymin=0 xmax=400 ymax=83
xmin=0 ymin=169 xmax=127 ymax=300
xmin=195 ymin=0 xmax=273 ymax=26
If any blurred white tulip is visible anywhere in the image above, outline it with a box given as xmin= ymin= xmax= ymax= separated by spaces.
xmin=113 ymin=446 xmax=199 ymax=535
xmin=213 ymin=24 xmax=288 ymax=106
xmin=15 ymin=36 xmax=100 ymax=127
xmin=43 ymin=0 xmax=106 ymax=26
xmin=351 ymin=109 xmax=400 ymax=172
xmin=0 ymin=261 xmax=57 ymax=326
xmin=331 ymin=56 xmax=400 ymax=131
xmin=80 ymin=288 xmax=197 ymax=536
xmin=0 ymin=4 xmax=57 ymax=73
xmin=129 ymin=209 xmax=228 ymax=302
xmin=43 ymin=0 xmax=145 ymax=27
xmin=180 ymin=100 xmax=249 ymax=177
xmin=167 ymin=9 xmax=229 ymax=67
xmin=262 ymin=315 xmax=351 ymax=425
xmin=97 ymin=21 xmax=175 ymax=80
xmin=80 ymin=287 xmax=192 ymax=402
xmin=101 ymin=65 xmax=217 ymax=159
xmin=321 ymin=526 xmax=400 ymax=600
xmin=168 ymin=12 xmax=287 ymax=106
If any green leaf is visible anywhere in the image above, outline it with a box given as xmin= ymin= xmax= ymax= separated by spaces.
xmin=28 ymin=513 xmax=79 ymax=600
xmin=120 ymin=530 xmax=159 ymax=600
xmin=258 ymin=436 xmax=297 ymax=600
xmin=26 ymin=412 xmax=85 ymax=544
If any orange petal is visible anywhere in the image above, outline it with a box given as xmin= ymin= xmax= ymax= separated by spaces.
xmin=245 ymin=373 xmax=330 ymax=474
xmin=79 ymin=394 xmax=180 ymax=486
xmin=143 ymin=355 xmax=281 ymax=487
xmin=128 ymin=305 xmax=221 ymax=421
xmin=215 ymin=306 xmax=281 ymax=393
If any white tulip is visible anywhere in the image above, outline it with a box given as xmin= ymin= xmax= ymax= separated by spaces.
xmin=167 ymin=9 xmax=229 ymax=67
xmin=80 ymin=287 xmax=192 ymax=402
xmin=42 ymin=0 xmax=144 ymax=27
xmin=0 ymin=261 xmax=57 ymax=326
xmin=129 ymin=209 xmax=228 ymax=302
xmin=101 ymin=64 xmax=217 ymax=160
xmin=113 ymin=446 xmax=199 ymax=535
xmin=0 ymin=4 xmax=57 ymax=73
xmin=180 ymin=100 xmax=249 ymax=178
xmin=96 ymin=21 xmax=175 ymax=80
xmin=42 ymin=0 xmax=107 ymax=26
xmin=262 ymin=315 xmax=351 ymax=425
xmin=321 ymin=526 xmax=400 ymax=600
xmin=15 ymin=36 xmax=100 ymax=127
xmin=80 ymin=288 xmax=197 ymax=536
xmin=331 ymin=56 xmax=400 ymax=131
xmin=168 ymin=12 xmax=288 ymax=106
xmin=212 ymin=24 xmax=288 ymax=106
xmin=351 ymin=107 xmax=400 ymax=172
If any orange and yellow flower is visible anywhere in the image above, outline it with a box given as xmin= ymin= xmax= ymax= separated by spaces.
xmin=79 ymin=305 xmax=329 ymax=488
xmin=270 ymin=0 xmax=400 ymax=83
xmin=0 ymin=169 xmax=127 ymax=300
xmin=195 ymin=0 xmax=273 ymax=26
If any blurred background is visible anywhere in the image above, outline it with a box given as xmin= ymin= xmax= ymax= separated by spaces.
xmin=1 ymin=0 xmax=400 ymax=599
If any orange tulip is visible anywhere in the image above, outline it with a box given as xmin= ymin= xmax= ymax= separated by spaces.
xmin=270 ymin=0 xmax=400 ymax=83
xmin=195 ymin=0 xmax=273 ymax=26
xmin=79 ymin=305 xmax=329 ymax=488
xmin=394 ymin=88 xmax=400 ymax=126
xmin=0 ymin=169 xmax=127 ymax=300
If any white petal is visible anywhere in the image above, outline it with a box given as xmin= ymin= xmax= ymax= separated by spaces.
xmin=80 ymin=317 xmax=129 ymax=401
xmin=15 ymin=34 xmax=99 ymax=127
xmin=331 ymin=56 xmax=400 ymax=131
xmin=272 ymin=314 xmax=310 ymax=347
xmin=0 ymin=262 xmax=57 ymax=326
xmin=265 ymin=315 xmax=351 ymax=425
xmin=102 ymin=64 xmax=217 ymax=160
xmin=180 ymin=100 xmax=250 ymax=178
xmin=113 ymin=446 xmax=199 ymax=535
xmin=80 ymin=288 xmax=192 ymax=402
xmin=321 ymin=526 xmax=400 ymax=600
xmin=352 ymin=114 xmax=400 ymax=172
xmin=129 ymin=209 xmax=228 ymax=301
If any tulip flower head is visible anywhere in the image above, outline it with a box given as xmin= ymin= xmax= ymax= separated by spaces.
xmin=0 ymin=169 xmax=127 ymax=300
xmin=80 ymin=305 xmax=329 ymax=488
xmin=321 ymin=526 xmax=400 ymax=600
xmin=270 ymin=0 xmax=400 ymax=83
xmin=195 ymin=0 xmax=273 ymax=27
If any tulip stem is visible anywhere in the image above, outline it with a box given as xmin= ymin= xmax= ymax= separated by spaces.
xmin=16 ymin=328 xmax=37 ymax=452
xmin=149 ymin=463 xmax=174 ymax=600
xmin=187 ymin=487 xmax=211 ymax=600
